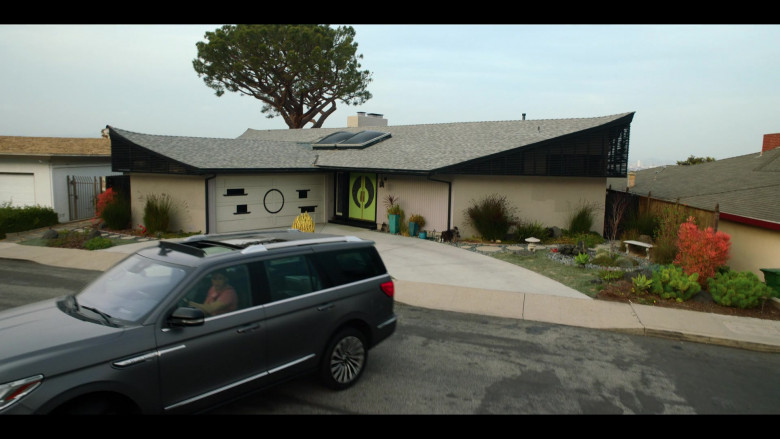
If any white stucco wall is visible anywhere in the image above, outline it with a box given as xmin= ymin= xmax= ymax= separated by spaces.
xmin=0 ymin=156 xmax=54 ymax=209
xmin=718 ymin=220 xmax=780 ymax=278
xmin=450 ymin=175 xmax=607 ymax=240
xmin=130 ymin=174 xmax=207 ymax=234
xmin=0 ymin=156 xmax=117 ymax=222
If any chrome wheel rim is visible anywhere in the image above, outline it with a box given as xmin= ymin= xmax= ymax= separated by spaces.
xmin=329 ymin=335 xmax=365 ymax=384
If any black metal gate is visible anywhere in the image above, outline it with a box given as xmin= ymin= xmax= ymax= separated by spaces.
xmin=67 ymin=175 xmax=103 ymax=221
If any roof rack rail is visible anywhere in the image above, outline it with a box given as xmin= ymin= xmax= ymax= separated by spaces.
xmin=181 ymin=229 xmax=303 ymax=244
xmin=241 ymin=235 xmax=363 ymax=255
xmin=157 ymin=241 xmax=206 ymax=257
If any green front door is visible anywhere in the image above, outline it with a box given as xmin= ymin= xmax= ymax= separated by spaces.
xmin=348 ymin=173 xmax=376 ymax=222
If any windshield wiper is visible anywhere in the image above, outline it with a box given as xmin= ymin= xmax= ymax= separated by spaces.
xmin=81 ymin=305 xmax=114 ymax=326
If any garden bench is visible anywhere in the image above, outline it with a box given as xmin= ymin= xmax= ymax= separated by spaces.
xmin=623 ymin=240 xmax=653 ymax=259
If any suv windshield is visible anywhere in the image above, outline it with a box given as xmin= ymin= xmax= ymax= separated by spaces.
xmin=76 ymin=255 xmax=189 ymax=324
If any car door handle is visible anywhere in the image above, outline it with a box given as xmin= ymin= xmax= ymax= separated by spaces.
xmin=237 ymin=323 xmax=261 ymax=334
xmin=317 ymin=303 xmax=335 ymax=311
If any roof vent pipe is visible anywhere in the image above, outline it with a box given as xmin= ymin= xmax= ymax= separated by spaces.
xmin=522 ymin=113 xmax=526 ymax=120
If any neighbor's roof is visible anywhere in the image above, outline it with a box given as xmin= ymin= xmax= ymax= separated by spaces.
xmin=629 ymin=147 xmax=780 ymax=224
xmin=0 ymin=136 xmax=111 ymax=156
xmin=109 ymin=112 xmax=634 ymax=172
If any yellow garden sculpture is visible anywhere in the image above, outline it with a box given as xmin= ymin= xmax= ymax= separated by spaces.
xmin=291 ymin=212 xmax=315 ymax=232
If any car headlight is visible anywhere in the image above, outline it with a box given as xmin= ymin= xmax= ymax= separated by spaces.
xmin=0 ymin=375 xmax=43 ymax=411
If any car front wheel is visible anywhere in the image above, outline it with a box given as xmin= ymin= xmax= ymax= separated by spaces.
xmin=320 ymin=328 xmax=367 ymax=390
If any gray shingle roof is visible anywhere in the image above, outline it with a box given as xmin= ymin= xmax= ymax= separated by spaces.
xmin=239 ymin=113 xmax=635 ymax=171
xmin=110 ymin=112 xmax=634 ymax=173
xmin=109 ymin=129 xmax=317 ymax=169
xmin=629 ymin=148 xmax=780 ymax=223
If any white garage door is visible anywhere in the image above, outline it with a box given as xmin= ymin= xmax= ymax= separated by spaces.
xmin=0 ymin=173 xmax=35 ymax=207
xmin=214 ymin=174 xmax=325 ymax=233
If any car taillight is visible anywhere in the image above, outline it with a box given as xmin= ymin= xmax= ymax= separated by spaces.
xmin=380 ymin=280 xmax=394 ymax=297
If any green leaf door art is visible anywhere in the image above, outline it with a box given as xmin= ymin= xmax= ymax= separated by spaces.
xmin=348 ymin=173 xmax=376 ymax=222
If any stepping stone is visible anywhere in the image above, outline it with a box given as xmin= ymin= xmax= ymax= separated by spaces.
xmin=474 ymin=246 xmax=503 ymax=253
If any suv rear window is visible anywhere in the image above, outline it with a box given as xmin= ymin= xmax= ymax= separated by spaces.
xmin=314 ymin=247 xmax=387 ymax=287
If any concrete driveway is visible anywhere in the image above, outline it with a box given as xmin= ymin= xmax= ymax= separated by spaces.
xmin=318 ymin=223 xmax=590 ymax=299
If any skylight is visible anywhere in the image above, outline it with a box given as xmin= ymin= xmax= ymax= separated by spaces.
xmin=313 ymin=130 xmax=391 ymax=149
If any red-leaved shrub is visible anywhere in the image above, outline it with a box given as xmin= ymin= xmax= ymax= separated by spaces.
xmin=674 ymin=216 xmax=731 ymax=287
xmin=95 ymin=188 xmax=117 ymax=219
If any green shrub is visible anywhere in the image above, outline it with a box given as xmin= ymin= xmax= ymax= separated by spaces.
xmin=591 ymin=252 xmax=617 ymax=267
xmin=143 ymin=193 xmax=175 ymax=235
xmin=0 ymin=203 xmax=59 ymax=235
xmin=101 ymin=195 xmax=131 ymax=230
xmin=631 ymin=273 xmax=653 ymax=294
xmin=623 ymin=210 xmax=659 ymax=237
xmin=616 ymin=257 xmax=637 ymax=269
xmin=574 ymin=252 xmax=590 ymax=266
xmin=650 ymin=264 xmax=701 ymax=301
xmin=514 ymin=219 xmax=549 ymax=242
xmin=707 ymin=270 xmax=777 ymax=309
xmin=652 ymin=206 xmax=687 ymax=264
xmin=598 ymin=269 xmax=623 ymax=282
xmin=568 ymin=201 xmax=598 ymax=234
xmin=84 ymin=236 xmax=113 ymax=250
xmin=463 ymin=194 xmax=516 ymax=241
xmin=568 ymin=231 xmax=604 ymax=249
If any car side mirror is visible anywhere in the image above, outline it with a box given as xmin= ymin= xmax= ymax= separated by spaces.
xmin=169 ymin=307 xmax=205 ymax=327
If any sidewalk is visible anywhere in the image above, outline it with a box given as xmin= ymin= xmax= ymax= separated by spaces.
xmin=2 ymin=222 xmax=780 ymax=353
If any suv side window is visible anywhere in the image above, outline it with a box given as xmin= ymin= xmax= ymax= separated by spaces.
xmin=181 ymin=263 xmax=253 ymax=316
xmin=263 ymin=255 xmax=323 ymax=302
xmin=313 ymin=246 xmax=386 ymax=287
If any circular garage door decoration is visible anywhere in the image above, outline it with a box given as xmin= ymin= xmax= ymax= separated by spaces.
xmin=351 ymin=176 xmax=375 ymax=210
xmin=263 ymin=189 xmax=284 ymax=214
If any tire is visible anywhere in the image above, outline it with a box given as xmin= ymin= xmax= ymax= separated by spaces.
xmin=320 ymin=328 xmax=368 ymax=390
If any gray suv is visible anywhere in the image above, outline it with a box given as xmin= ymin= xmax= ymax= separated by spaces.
xmin=0 ymin=229 xmax=396 ymax=414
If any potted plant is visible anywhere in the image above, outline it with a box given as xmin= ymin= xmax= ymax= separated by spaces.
xmin=409 ymin=214 xmax=425 ymax=238
xmin=385 ymin=195 xmax=402 ymax=234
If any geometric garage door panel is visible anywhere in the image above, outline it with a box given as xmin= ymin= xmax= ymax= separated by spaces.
xmin=0 ymin=173 xmax=35 ymax=207
xmin=214 ymin=174 xmax=325 ymax=233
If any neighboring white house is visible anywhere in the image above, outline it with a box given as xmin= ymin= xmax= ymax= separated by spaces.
xmin=0 ymin=135 xmax=121 ymax=223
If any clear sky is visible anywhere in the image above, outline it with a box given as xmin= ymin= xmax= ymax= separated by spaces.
xmin=1 ymin=24 xmax=778 ymax=168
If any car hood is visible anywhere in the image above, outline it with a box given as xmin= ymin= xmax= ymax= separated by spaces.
xmin=0 ymin=299 xmax=134 ymax=379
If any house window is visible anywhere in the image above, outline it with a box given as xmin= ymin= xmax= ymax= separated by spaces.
xmin=234 ymin=204 xmax=250 ymax=215
xmin=225 ymin=188 xmax=247 ymax=196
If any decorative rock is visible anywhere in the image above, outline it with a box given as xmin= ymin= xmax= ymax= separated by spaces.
xmin=42 ymin=229 xmax=58 ymax=239
xmin=547 ymin=226 xmax=562 ymax=238
xmin=87 ymin=229 xmax=102 ymax=239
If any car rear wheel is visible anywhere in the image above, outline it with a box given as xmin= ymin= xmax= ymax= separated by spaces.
xmin=320 ymin=328 xmax=367 ymax=390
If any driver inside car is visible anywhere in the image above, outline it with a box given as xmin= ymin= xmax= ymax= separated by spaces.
xmin=187 ymin=270 xmax=238 ymax=316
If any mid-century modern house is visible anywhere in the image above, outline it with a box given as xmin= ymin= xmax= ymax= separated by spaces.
xmin=0 ymin=135 xmax=120 ymax=222
xmin=106 ymin=111 xmax=634 ymax=239
xmin=624 ymin=133 xmax=780 ymax=277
